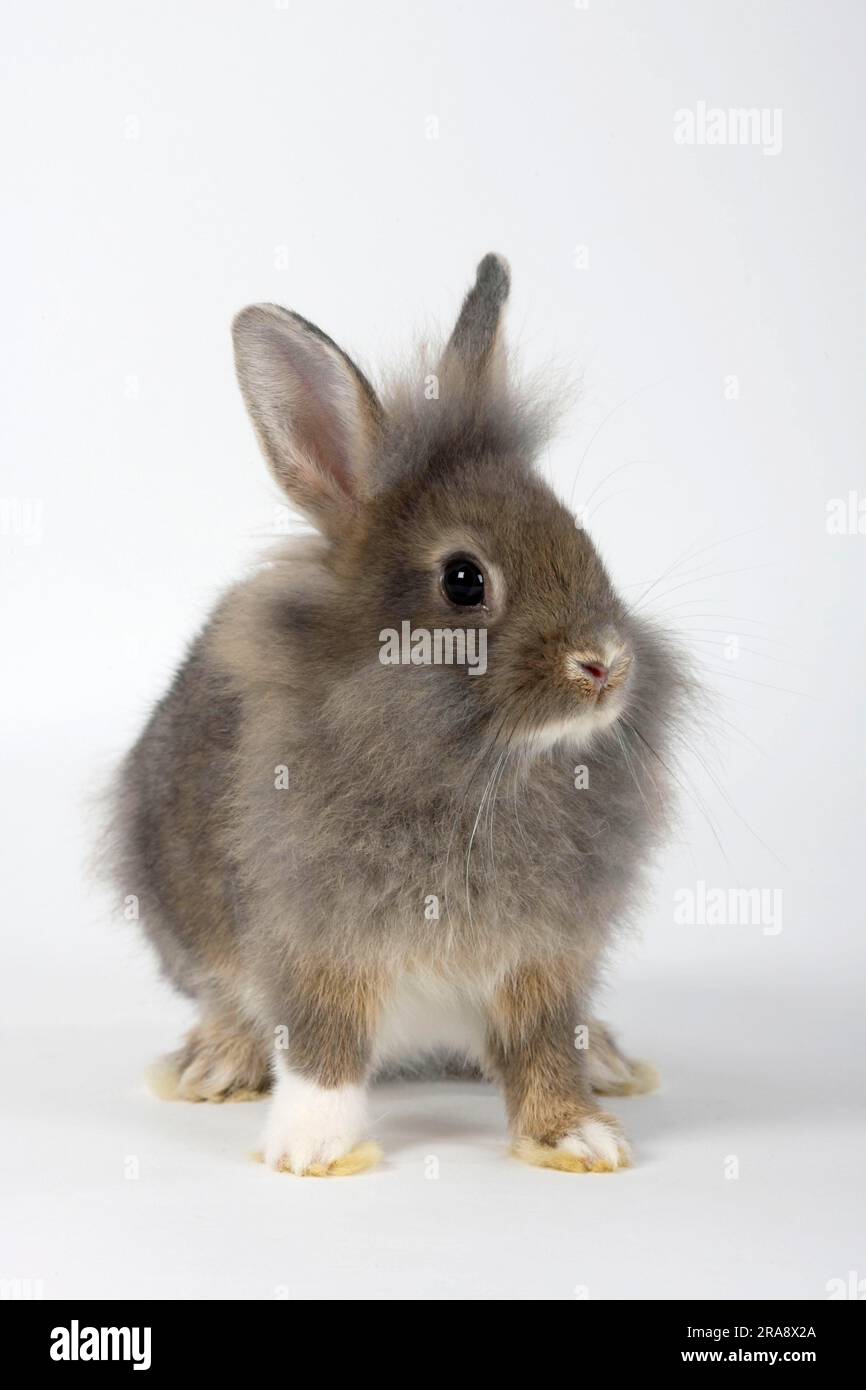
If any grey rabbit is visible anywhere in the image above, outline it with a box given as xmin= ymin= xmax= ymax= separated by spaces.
xmin=112 ymin=254 xmax=688 ymax=1175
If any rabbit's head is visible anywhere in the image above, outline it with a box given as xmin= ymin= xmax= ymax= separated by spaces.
xmin=233 ymin=255 xmax=666 ymax=754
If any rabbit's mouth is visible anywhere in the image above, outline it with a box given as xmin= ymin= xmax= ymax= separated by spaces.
xmin=523 ymin=693 xmax=630 ymax=756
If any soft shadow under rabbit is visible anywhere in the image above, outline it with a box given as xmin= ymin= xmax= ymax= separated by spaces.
xmin=113 ymin=255 xmax=687 ymax=1175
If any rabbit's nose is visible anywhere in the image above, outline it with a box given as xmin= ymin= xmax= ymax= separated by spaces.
xmin=564 ymin=650 xmax=611 ymax=692
xmin=579 ymin=660 xmax=609 ymax=687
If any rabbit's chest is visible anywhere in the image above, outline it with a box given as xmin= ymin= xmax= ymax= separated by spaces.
xmin=284 ymin=747 xmax=639 ymax=949
xmin=395 ymin=776 xmax=626 ymax=943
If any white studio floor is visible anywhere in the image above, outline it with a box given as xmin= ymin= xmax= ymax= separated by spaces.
xmin=3 ymin=974 xmax=864 ymax=1302
xmin=3 ymin=887 xmax=864 ymax=1300
xmin=1 ymin=733 xmax=864 ymax=1302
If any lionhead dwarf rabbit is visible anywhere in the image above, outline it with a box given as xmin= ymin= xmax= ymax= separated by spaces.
xmin=115 ymin=254 xmax=687 ymax=1176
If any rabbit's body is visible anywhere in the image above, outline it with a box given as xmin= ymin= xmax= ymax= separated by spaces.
xmin=115 ymin=256 xmax=686 ymax=1173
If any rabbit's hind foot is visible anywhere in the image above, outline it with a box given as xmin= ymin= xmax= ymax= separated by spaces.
xmin=587 ymin=1019 xmax=660 ymax=1097
xmin=146 ymin=1010 xmax=271 ymax=1103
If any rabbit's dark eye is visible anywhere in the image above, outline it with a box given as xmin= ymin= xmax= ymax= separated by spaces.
xmin=442 ymin=557 xmax=485 ymax=607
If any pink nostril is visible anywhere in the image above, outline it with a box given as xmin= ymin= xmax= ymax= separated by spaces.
xmin=580 ymin=661 xmax=609 ymax=686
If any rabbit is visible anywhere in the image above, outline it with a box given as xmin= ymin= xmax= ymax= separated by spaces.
xmin=112 ymin=253 xmax=688 ymax=1176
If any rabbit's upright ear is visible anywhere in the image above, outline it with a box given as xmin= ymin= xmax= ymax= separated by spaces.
xmin=232 ymin=305 xmax=382 ymax=530
xmin=440 ymin=253 xmax=510 ymax=388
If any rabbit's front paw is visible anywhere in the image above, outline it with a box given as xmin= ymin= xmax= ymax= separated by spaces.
xmin=262 ymin=1070 xmax=378 ymax=1176
xmin=513 ymin=1113 xmax=632 ymax=1173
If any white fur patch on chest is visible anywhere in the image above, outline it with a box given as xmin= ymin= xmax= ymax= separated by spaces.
xmin=373 ymin=973 xmax=489 ymax=1072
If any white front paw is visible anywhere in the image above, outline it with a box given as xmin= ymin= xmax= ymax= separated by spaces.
xmin=263 ymin=1068 xmax=368 ymax=1175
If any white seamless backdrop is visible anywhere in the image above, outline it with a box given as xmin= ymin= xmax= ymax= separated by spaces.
xmin=2 ymin=0 xmax=864 ymax=1300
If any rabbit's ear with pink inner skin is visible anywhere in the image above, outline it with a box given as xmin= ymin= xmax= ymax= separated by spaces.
xmin=232 ymin=304 xmax=382 ymax=533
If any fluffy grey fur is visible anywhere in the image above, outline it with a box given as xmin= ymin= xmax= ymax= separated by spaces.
xmin=110 ymin=254 xmax=691 ymax=1171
